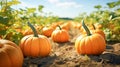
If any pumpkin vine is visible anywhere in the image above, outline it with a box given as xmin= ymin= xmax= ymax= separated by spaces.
xmin=82 ymin=20 xmax=92 ymax=36
xmin=27 ymin=22 xmax=38 ymax=37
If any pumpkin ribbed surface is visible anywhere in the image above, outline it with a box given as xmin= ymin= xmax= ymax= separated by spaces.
xmin=20 ymin=35 xmax=51 ymax=57
xmin=0 ymin=39 xmax=23 ymax=67
xmin=42 ymin=27 xmax=54 ymax=37
xmin=75 ymin=20 xmax=106 ymax=55
xmin=75 ymin=34 xmax=106 ymax=55
xmin=51 ymin=29 xmax=69 ymax=42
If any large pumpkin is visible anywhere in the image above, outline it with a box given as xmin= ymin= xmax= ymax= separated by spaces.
xmin=75 ymin=20 xmax=106 ymax=55
xmin=51 ymin=25 xmax=70 ymax=43
xmin=0 ymin=39 xmax=23 ymax=67
xmin=19 ymin=22 xmax=51 ymax=57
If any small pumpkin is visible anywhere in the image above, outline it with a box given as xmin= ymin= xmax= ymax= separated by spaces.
xmin=75 ymin=20 xmax=106 ymax=55
xmin=74 ymin=22 xmax=81 ymax=29
xmin=0 ymin=39 xmax=23 ymax=67
xmin=22 ymin=26 xmax=40 ymax=36
xmin=79 ymin=26 xmax=86 ymax=34
xmin=60 ymin=22 xmax=71 ymax=31
xmin=42 ymin=26 xmax=54 ymax=37
xmin=51 ymin=25 xmax=70 ymax=43
xmin=19 ymin=22 xmax=51 ymax=57
xmin=22 ymin=29 xmax=33 ymax=36
xmin=51 ymin=22 xmax=63 ymax=29
xmin=91 ymin=24 xmax=105 ymax=39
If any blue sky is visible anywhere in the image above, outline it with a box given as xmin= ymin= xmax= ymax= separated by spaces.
xmin=12 ymin=0 xmax=118 ymax=18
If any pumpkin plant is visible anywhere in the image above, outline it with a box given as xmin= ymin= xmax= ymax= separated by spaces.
xmin=75 ymin=20 xmax=106 ymax=55
xmin=19 ymin=22 xmax=51 ymax=57
xmin=0 ymin=39 xmax=23 ymax=67
xmin=51 ymin=25 xmax=70 ymax=43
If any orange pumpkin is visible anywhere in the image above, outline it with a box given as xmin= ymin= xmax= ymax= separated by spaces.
xmin=19 ymin=22 xmax=51 ymax=57
xmin=75 ymin=20 xmax=106 ymax=55
xmin=79 ymin=26 xmax=86 ymax=34
xmin=22 ymin=26 xmax=40 ymax=36
xmin=42 ymin=26 xmax=54 ymax=37
xmin=51 ymin=22 xmax=63 ymax=29
xmin=51 ymin=25 xmax=70 ymax=43
xmin=0 ymin=39 xmax=23 ymax=67
xmin=22 ymin=29 xmax=33 ymax=36
xmin=91 ymin=24 xmax=105 ymax=39
xmin=60 ymin=22 xmax=71 ymax=31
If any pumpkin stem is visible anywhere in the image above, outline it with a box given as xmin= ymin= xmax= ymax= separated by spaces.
xmin=57 ymin=25 xmax=62 ymax=30
xmin=27 ymin=22 xmax=38 ymax=37
xmin=92 ymin=24 xmax=96 ymax=30
xmin=82 ymin=20 xmax=92 ymax=36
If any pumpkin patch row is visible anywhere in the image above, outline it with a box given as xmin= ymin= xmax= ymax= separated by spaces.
xmin=19 ymin=22 xmax=70 ymax=58
xmin=19 ymin=21 xmax=106 ymax=56
xmin=0 ymin=21 xmax=106 ymax=67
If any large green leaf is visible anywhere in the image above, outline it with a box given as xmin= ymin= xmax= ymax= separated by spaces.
xmin=0 ymin=16 xmax=9 ymax=25
xmin=0 ymin=30 xmax=7 ymax=35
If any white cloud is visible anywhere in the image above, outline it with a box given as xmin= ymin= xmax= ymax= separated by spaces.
xmin=57 ymin=2 xmax=82 ymax=8
xmin=48 ymin=0 xmax=82 ymax=8
xmin=17 ymin=1 xmax=37 ymax=8
xmin=48 ymin=0 xmax=59 ymax=4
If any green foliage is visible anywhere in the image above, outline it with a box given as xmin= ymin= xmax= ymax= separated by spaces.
xmin=0 ymin=0 xmax=59 ymax=44
xmin=0 ymin=16 xmax=9 ymax=25
xmin=3 ymin=28 xmax=23 ymax=45
xmin=107 ymin=2 xmax=116 ymax=8
xmin=74 ymin=0 xmax=120 ymax=41
xmin=94 ymin=5 xmax=102 ymax=10
xmin=38 ymin=5 xmax=44 ymax=12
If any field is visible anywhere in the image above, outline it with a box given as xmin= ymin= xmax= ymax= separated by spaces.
xmin=0 ymin=0 xmax=120 ymax=67
xmin=22 ymin=23 xmax=120 ymax=67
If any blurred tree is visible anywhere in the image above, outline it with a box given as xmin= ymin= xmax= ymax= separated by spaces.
xmin=94 ymin=5 xmax=102 ymax=10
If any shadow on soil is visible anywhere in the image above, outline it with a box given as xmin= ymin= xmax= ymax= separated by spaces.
xmin=89 ymin=53 xmax=120 ymax=64
xmin=89 ymin=44 xmax=120 ymax=65
xmin=23 ymin=55 xmax=58 ymax=67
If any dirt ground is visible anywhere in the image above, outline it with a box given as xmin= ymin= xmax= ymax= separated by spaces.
xmin=22 ymin=26 xmax=120 ymax=67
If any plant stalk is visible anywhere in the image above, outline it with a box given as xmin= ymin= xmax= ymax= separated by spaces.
xmin=92 ymin=24 xmax=96 ymax=30
xmin=57 ymin=25 xmax=62 ymax=30
xmin=82 ymin=20 xmax=92 ymax=36
xmin=28 ymin=22 xmax=38 ymax=37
